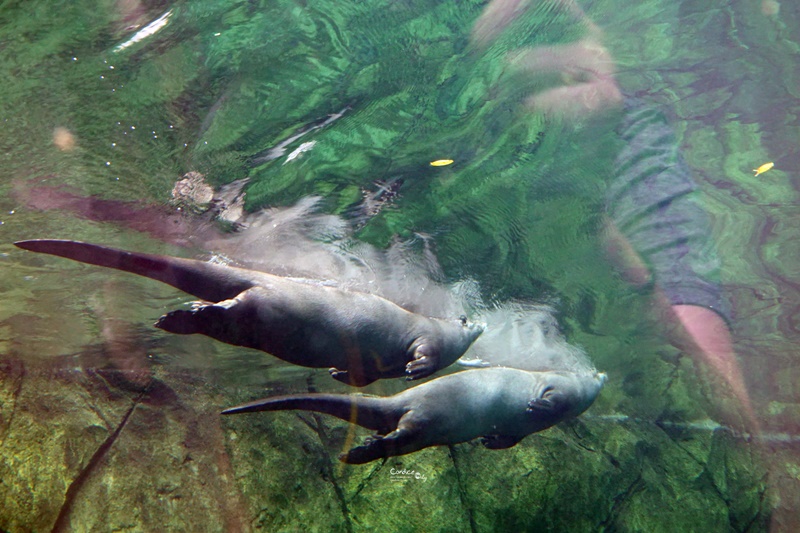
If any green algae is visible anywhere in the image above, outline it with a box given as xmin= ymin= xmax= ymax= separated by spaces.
xmin=0 ymin=0 xmax=795 ymax=530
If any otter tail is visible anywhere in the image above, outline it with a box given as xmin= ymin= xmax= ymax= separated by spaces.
xmin=14 ymin=239 xmax=254 ymax=303
xmin=221 ymin=393 xmax=399 ymax=433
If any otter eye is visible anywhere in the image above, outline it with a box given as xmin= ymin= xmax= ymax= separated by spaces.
xmin=542 ymin=386 xmax=554 ymax=396
xmin=459 ymin=315 xmax=467 ymax=326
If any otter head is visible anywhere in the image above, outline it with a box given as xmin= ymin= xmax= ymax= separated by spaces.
xmin=531 ymin=370 xmax=606 ymax=421
xmin=458 ymin=315 xmax=485 ymax=341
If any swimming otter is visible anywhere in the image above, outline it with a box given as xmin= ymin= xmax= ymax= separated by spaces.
xmin=15 ymin=239 xmax=483 ymax=386
xmin=222 ymin=367 xmax=606 ymax=463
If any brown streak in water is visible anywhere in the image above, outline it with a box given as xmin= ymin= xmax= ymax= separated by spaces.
xmin=50 ymin=393 xmax=141 ymax=533
xmin=0 ymin=358 xmax=26 ymax=447
xmin=12 ymin=178 xmax=211 ymax=246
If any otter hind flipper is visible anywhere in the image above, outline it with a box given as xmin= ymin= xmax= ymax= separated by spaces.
xmin=156 ymin=297 xmax=239 ymax=334
xmin=340 ymin=420 xmax=420 ymax=464
xmin=155 ymin=308 xmax=209 ymax=335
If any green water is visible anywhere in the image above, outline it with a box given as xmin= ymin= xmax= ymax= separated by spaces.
xmin=1 ymin=0 xmax=798 ymax=531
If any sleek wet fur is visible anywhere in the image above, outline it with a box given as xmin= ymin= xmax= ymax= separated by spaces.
xmin=222 ymin=367 xmax=606 ymax=463
xmin=15 ymin=240 xmax=483 ymax=386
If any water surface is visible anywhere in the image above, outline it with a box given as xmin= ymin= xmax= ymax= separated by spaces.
xmin=1 ymin=0 xmax=798 ymax=531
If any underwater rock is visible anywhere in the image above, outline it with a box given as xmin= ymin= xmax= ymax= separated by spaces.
xmin=170 ymin=171 xmax=214 ymax=213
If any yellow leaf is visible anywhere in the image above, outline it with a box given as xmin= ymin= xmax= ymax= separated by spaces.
xmin=753 ymin=162 xmax=774 ymax=176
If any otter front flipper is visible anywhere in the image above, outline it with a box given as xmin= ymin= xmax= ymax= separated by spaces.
xmin=404 ymin=344 xmax=438 ymax=381
xmin=527 ymin=388 xmax=570 ymax=417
